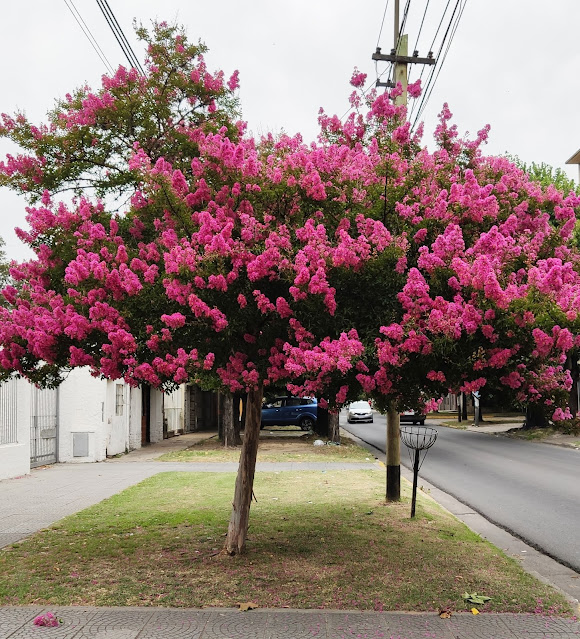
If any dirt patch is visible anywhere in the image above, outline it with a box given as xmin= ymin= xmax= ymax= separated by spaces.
xmin=157 ymin=430 xmax=373 ymax=463
xmin=191 ymin=431 xmax=318 ymax=453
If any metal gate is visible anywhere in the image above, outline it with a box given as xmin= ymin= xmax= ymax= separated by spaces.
xmin=30 ymin=386 xmax=58 ymax=467
xmin=0 ymin=379 xmax=18 ymax=446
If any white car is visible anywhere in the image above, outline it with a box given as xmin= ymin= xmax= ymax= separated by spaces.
xmin=347 ymin=400 xmax=373 ymax=423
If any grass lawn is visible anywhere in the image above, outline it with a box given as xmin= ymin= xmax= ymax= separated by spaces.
xmin=0 ymin=470 xmax=570 ymax=614
xmin=157 ymin=432 xmax=375 ymax=463
xmin=429 ymin=413 xmax=525 ymax=430
xmin=505 ymin=427 xmax=580 ymax=449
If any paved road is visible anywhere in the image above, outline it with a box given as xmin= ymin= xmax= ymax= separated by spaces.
xmin=342 ymin=413 xmax=580 ymax=572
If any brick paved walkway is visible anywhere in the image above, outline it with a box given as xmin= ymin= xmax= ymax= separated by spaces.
xmin=2 ymin=606 xmax=580 ymax=639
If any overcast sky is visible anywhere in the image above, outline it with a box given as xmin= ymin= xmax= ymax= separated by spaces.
xmin=1 ymin=0 xmax=579 ymax=261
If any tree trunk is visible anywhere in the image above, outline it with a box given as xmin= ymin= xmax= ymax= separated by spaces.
xmin=328 ymin=412 xmax=340 ymax=443
xmin=217 ymin=393 xmax=224 ymax=440
xmin=386 ymin=403 xmax=400 ymax=501
xmin=314 ymin=404 xmax=329 ymax=438
xmin=233 ymin=393 xmax=243 ymax=441
xmin=222 ymin=393 xmax=242 ymax=447
xmin=524 ymin=403 xmax=549 ymax=430
xmin=240 ymin=393 xmax=247 ymax=431
xmin=569 ymin=383 xmax=579 ymax=419
xmin=457 ymin=393 xmax=461 ymax=423
xmin=461 ymin=392 xmax=468 ymax=421
xmin=566 ymin=352 xmax=579 ymax=418
xmin=225 ymin=383 xmax=263 ymax=555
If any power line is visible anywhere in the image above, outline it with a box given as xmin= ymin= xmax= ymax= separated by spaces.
xmin=63 ymin=0 xmax=115 ymax=74
xmin=408 ymin=0 xmax=460 ymax=122
xmin=398 ymin=0 xmax=412 ymax=43
xmin=377 ymin=0 xmax=391 ymax=48
xmin=97 ymin=0 xmax=143 ymax=73
xmin=413 ymin=0 xmax=465 ymax=124
xmin=411 ymin=0 xmax=467 ymax=129
xmin=413 ymin=0 xmax=431 ymax=57
xmin=416 ymin=0 xmax=467 ymax=121
xmin=428 ymin=0 xmax=453 ymax=55
xmin=407 ymin=0 xmax=452 ymax=94
xmin=407 ymin=0 xmax=431 ymax=87
xmin=96 ymin=0 xmax=145 ymax=75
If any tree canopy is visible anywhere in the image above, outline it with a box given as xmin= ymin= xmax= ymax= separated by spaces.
xmin=2 ymin=22 xmax=580 ymax=550
xmin=507 ymin=155 xmax=579 ymax=197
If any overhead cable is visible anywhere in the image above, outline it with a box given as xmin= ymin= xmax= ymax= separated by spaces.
xmin=413 ymin=0 xmax=431 ymax=56
xmin=408 ymin=0 xmax=452 ymax=90
xmin=408 ymin=0 xmax=460 ymax=121
xmin=63 ymin=0 xmax=114 ymax=74
xmin=398 ymin=0 xmax=412 ymax=43
xmin=96 ymin=0 xmax=145 ymax=75
xmin=411 ymin=0 xmax=468 ymax=129
xmin=376 ymin=0 xmax=391 ymax=48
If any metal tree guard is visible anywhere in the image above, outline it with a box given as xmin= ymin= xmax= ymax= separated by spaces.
xmin=400 ymin=426 xmax=438 ymax=517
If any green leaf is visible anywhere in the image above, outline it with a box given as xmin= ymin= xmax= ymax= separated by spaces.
xmin=462 ymin=592 xmax=491 ymax=604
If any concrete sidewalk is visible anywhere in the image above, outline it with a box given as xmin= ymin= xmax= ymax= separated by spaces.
xmin=2 ymin=606 xmax=580 ymax=639
xmin=465 ymin=422 xmax=523 ymax=433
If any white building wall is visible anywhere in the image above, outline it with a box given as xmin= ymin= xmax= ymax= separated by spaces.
xmin=57 ymin=368 xmax=108 ymax=463
xmin=59 ymin=372 xmax=145 ymax=460
xmin=0 ymin=371 xmax=154 ymax=477
xmin=0 ymin=378 xmax=30 ymax=481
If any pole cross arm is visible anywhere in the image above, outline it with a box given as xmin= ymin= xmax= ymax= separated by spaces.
xmin=372 ymin=50 xmax=436 ymax=65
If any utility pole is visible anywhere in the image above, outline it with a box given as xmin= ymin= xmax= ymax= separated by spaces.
xmin=373 ymin=0 xmax=437 ymax=502
xmin=372 ymin=0 xmax=436 ymax=105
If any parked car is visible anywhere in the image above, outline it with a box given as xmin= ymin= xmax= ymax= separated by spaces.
xmin=400 ymin=410 xmax=425 ymax=425
xmin=261 ymin=396 xmax=317 ymax=430
xmin=347 ymin=400 xmax=374 ymax=423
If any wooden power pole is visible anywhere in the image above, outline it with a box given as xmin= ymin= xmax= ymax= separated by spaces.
xmin=372 ymin=0 xmax=436 ymax=104
xmin=372 ymin=0 xmax=436 ymax=502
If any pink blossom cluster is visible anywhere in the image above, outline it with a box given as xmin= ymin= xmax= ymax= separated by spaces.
xmin=33 ymin=613 xmax=61 ymax=627
xmin=0 ymin=43 xmax=579 ymax=416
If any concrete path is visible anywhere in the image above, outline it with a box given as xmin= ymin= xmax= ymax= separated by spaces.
xmin=2 ymin=606 xmax=580 ymax=639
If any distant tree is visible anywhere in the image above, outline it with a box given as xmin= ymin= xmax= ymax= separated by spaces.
xmin=501 ymin=155 xmax=580 ymax=427
xmin=0 ymin=238 xmax=9 ymax=291
xmin=507 ymin=155 xmax=579 ymax=196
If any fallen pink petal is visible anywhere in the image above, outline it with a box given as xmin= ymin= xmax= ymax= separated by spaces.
xmin=33 ymin=612 xmax=62 ymax=627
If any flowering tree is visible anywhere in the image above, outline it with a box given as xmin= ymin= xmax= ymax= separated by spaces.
xmin=2 ymin=26 xmax=580 ymax=552
xmin=508 ymin=155 xmax=580 ymax=425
